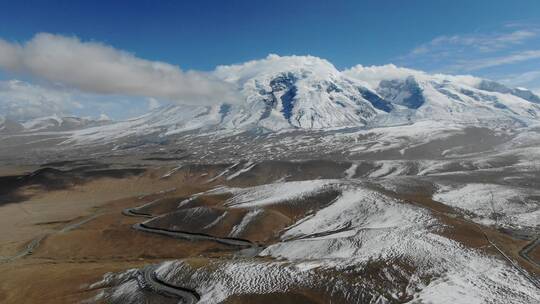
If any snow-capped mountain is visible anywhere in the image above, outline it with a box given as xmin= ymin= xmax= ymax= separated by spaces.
xmin=160 ymin=55 xmax=540 ymax=131
xmin=213 ymin=55 xmax=382 ymax=130
xmin=215 ymin=55 xmax=540 ymax=129
xmin=6 ymin=55 xmax=540 ymax=141
xmin=345 ymin=64 xmax=540 ymax=126
xmin=0 ymin=114 xmax=112 ymax=134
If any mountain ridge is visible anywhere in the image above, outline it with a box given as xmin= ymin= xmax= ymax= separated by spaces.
xmin=3 ymin=55 xmax=540 ymax=139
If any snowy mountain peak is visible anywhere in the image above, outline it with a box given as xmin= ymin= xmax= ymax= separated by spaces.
xmin=212 ymin=55 xmax=386 ymax=130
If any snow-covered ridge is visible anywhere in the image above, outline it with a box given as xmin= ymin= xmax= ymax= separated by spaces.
xmin=211 ymin=55 xmax=540 ymax=130
xmin=0 ymin=113 xmax=112 ymax=134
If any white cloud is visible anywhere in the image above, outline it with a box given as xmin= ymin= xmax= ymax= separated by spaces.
xmin=343 ymin=64 xmax=424 ymax=88
xmin=410 ymin=30 xmax=537 ymax=55
xmin=0 ymin=33 xmax=241 ymax=105
xmin=0 ymin=80 xmax=79 ymax=120
xmin=214 ymin=54 xmax=338 ymax=83
xmin=401 ymin=25 xmax=540 ymax=76
xmin=492 ymin=30 xmax=537 ymax=45
xmin=0 ymin=79 xmax=155 ymax=121
xmin=343 ymin=64 xmax=481 ymax=88
xmin=498 ymin=70 xmax=540 ymax=85
xmin=452 ymin=50 xmax=540 ymax=71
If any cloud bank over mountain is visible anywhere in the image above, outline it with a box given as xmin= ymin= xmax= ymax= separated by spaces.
xmin=0 ymin=33 xmax=240 ymax=105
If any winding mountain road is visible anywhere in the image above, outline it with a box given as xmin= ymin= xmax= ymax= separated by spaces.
xmin=141 ymin=265 xmax=200 ymax=304
xmin=519 ymin=236 xmax=540 ymax=268
xmin=0 ymin=213 xmax=101 ymax=263
xmin=134 ymin=222 xmax=256 ymax=248
xmin=0 ymin=234 xmax=46 ymax=263
xmin=123 ymin=200 xmax=262 ymax=304
xmin=481 ymin=233 xmax=540 ymax=289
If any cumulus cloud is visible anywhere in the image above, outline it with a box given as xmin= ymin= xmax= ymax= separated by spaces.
xmin=0 ymin=33 xmax=241 ymax=105
xmin=214 ymin=54 xmax=338 ymax=84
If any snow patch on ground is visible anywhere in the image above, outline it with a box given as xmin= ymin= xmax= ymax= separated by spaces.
xmin=344 ymin=163 xmax=358 ymax=178
xmin=224 ymin=179 xmax=339 ymax=208
xmin=226 ymin=161 xmax=256 ymax=180
xmin=348 ymin=121 xmax=464 ymax=154
xmin=153 ymin=259 xmax=387 ymax=304
xmin=434 ymin=183 xmax=540 ymax=228
xmin=202 ymin=211 xmax=229 ymax=230
xmin=368 ymin=161 xmax=411 ymax=178
xmin=263 ymin=186 xmax=436 ymax=263
xmin=229 ymin=209 xmax=263 ymax=237
xmin=413 ymin=258 xmax=539 ymax=304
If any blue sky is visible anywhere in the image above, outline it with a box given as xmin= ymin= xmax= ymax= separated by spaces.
xmin=0 ymin=0 xmax=539 ymax=119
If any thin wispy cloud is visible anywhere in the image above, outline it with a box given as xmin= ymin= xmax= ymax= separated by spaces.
xmin=0 ymin=33 xmax=241 ymax=105
xmin=500 ymin=70 xmax=540 ymax=85
xmin=411 ymin=30 xmax=537 ymax=56
xmin=451 ymin=50 xmax=540 ymax=71
xmin=498 ymin=70 xmax=540 ymax=95
xmin=402 ymin=25 xmax=540 ymax=71
xmin=401 ymin=24 xmax=540 ymax=91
